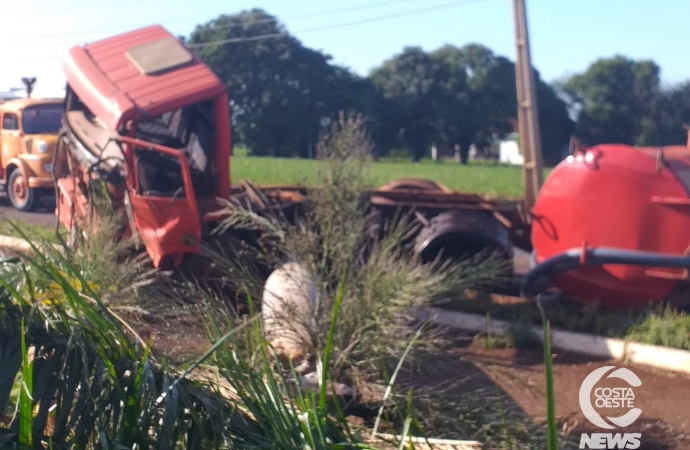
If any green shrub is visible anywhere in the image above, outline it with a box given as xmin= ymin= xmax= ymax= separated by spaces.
xmin=628 ymin=304 xmax=690 ymax=349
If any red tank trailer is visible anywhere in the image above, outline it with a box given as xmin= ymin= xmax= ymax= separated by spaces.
xmin=528 ymin=139 xmax=690 ymax=308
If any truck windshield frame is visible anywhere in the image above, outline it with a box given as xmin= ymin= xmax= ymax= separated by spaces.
xmin=22 ymin=104 xmax=63 ymax=135
xmin=134 ymin=98 xmax=216 ymax=198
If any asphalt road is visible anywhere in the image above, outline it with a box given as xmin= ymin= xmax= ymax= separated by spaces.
xmin=0 ymin=193 xmax=56 ymax=228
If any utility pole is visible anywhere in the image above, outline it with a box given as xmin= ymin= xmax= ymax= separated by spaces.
xmin=512 ymin=0 xmax=543 ymax=211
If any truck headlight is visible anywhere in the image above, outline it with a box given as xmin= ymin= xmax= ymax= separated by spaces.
xmin=36 ymin=141 xmax=48 ymax=154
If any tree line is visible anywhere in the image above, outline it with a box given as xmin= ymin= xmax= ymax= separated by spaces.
xmin=185 ymin=9 xmax=690 ymax=166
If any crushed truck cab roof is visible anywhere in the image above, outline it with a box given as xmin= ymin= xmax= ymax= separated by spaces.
xmin=62 ymin=24 xmax=225 ymax=131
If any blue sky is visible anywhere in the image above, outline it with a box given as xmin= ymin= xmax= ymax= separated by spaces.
xmin=2 ymin=0 xmax=688 ymax=97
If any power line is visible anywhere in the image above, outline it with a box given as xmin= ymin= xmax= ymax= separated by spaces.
xmin=9 ymin=0 xmax=416 ymax=46
xmin=192 ymin=0 xmax=424 ymax=34
xmin=188 ymin=0 xmax=495 ymax=49
xmin=10 ymin=3 xmax=199 ymax=42
xmin=6 ymin=0 xmax=152 ymax=23
xmin=7 ymin=0 xmax=495 ymax=61
xmin=9 ymin=10 xmax=199 ymax=44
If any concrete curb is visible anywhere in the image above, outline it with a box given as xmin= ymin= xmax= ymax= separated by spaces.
xmin=413 ymin=307 xmax=690 ymax=375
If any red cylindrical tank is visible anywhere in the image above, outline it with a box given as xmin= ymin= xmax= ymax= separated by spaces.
xmin=531 ymin=144 xmax=690 ymax=308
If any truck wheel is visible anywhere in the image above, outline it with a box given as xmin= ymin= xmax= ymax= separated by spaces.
xmin=414 ymin=209 xmax=514 ymax=276
xmin=377 ymin=178 xmax=452 ymax=193
xmin=8 ymin=170 xmax=38 ymax=212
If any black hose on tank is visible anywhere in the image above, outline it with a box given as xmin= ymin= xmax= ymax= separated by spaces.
xmin=521 ymin=247 xmax=690 ymax=298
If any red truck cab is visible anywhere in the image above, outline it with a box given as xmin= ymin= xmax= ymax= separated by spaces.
xmin=59 ymin=25 xmax=232 ymax=267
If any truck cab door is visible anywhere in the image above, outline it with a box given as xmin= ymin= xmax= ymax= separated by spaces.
xmin=1 ymin=112 xmax=21 ymax=176
xmin=117 ymin=137 xmax=201 ymax=268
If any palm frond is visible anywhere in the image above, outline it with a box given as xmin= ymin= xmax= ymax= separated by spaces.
xmin=0 ymin=255 xmax=236 ymax=450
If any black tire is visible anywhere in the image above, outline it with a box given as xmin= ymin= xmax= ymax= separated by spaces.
xmin=414 ymin=209 xmax=514 ymax=272
xmin=7 ymin=169 xmax=38 ymax=212
xmin=377 ymin=178 xmax=451 ymax=193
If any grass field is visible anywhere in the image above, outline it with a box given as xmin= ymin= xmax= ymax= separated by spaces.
xmin=230 ymin=150 xmax=553 ymax=199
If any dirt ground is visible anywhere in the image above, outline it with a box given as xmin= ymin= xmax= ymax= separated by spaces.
xmin=458 ymin=344 xmax=690 ymax=449
xmin=136 ymin=312 xmax=212 ymax=363
xmin=133 ymin=310 xmax=690 ymax=449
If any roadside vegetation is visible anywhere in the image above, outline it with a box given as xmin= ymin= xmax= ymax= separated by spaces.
xmin=230 ymin=149 xmax=551 ymax=199
xmin=0 ymin=115 xmax=572 ymax=449
xmin=445 ymin=290 xmax=690 ymax=351
xmin=0 ymin=220 xmax=57 ymax=243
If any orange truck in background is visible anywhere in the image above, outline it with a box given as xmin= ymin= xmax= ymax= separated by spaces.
xmin=0 ymin=98 xmax=63 ymax=211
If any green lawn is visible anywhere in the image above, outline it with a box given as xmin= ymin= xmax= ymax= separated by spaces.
xmin=230 ymin=153 xmax=553 ymax=199
xmin=0 ymin=220 xmax=59 ymax=243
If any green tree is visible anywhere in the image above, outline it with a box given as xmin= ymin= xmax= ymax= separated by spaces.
xmin=322 ymin=67 xmax=398 ymax=158
xmin=188 ymin=10 xmax=343 ymax=157
xmin=369 ymin=47 xmax=455 ymax=161
xmin=640 ymin=81 xmax=690 ymax=146
xmin=372 ymin=43 xmax=573 ymax=164
xmin=427 ymin=45 xmax=473 ymax=161
xmin=536 ymin=74 xmax=576 ymax=165
xmin=189 ymin=10 xmax=572 ymax=163
xmin=622 ymin=76 xmax=690 ymax=149
xmin=562 ymin=55 xmax=662 ymax=147
xmin=437 ymin=43 xmax=573 ymax=165
xmin=431 ymin=44 xmax=514 ymax=163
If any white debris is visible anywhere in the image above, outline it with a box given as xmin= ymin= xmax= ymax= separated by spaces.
xmin=262 ymin=262 xmax=317 ymax=362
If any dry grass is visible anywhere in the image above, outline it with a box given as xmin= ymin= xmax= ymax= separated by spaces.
xmin=196 ymin=114 xmax=511 ymax=383
xmin=3 ymin=196 xmax=164 ymax=322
